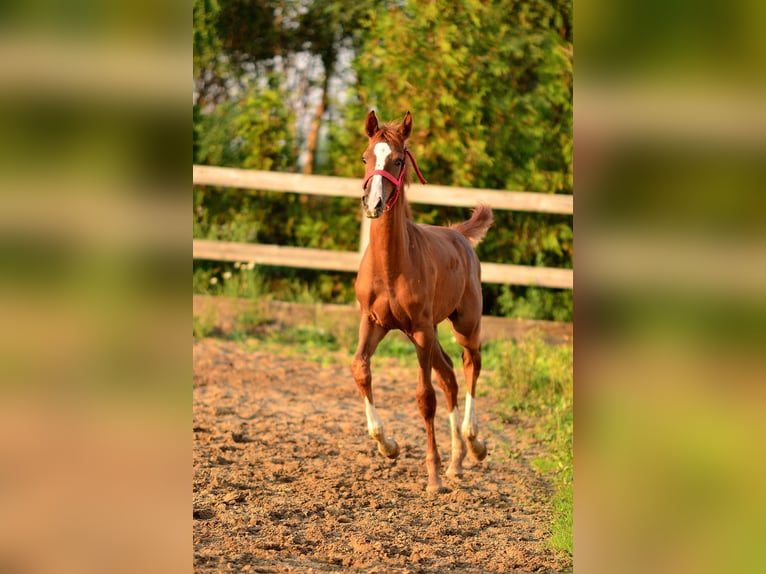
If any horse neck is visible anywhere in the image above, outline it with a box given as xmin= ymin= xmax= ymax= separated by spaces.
xmin=368 ymin=193 xmax=411 ymax=278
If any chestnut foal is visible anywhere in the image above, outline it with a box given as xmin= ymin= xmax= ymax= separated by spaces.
xmin=351 ymin=110 xmax=493 ymax=492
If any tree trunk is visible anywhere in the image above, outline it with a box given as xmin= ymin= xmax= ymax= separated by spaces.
xmin=303 ymin=71 xmax=330 ymax=175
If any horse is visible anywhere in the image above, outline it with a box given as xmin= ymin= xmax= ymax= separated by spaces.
xmin=351 ymin=110 xmax=494 ymax=493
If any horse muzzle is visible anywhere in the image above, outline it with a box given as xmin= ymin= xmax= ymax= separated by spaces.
xmin=362 ymin=176 xmax=387 ymax=218
xmin=362 ymin=195 xmax=384 ymax=219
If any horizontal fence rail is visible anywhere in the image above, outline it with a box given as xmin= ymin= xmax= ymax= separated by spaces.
xmin=193 ymin=165 xmax=573 ymax=214
xmin=193 ymin=165 xmax=573 ymax=289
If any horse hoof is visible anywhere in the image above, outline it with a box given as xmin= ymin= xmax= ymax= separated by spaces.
xmin=468 ymin=438 xmax=488 ymax=461
xmin=445 ymin=465 xmax=464 ymax=478
xmin=426 ymin=483 xmax=450 ymax=494
xmin=379 ymin=438 xmax=400 ymax=459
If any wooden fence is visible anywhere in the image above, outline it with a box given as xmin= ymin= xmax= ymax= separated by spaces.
xmin=193 ymin=165 xmax=573 ymax=289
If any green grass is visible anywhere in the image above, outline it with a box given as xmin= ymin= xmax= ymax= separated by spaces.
xmin=374 ymin=323 xmax=502 ymax=372
xmin=260 ymin=325 xmax=342 ymax=366
xmin=222 ymin=323 xmax=346 ymax=367
xmin=193 ymin=310 xmax=219 ymax=339
xmin=193 ymin=261 xmax=266 ymax=300
xmin=233 ymin=320 xmax=505 ymax=372
xmin=488 ymin=332 xmax=573 ymax=556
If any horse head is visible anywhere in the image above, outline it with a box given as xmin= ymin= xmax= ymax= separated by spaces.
xmin=361 ymin=110 xmax=413 ymax=219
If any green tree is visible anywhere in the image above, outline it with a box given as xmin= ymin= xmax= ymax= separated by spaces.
xmin=193 ymin=0 xmax=222 ymax=83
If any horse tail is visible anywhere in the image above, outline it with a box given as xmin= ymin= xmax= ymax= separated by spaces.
xmin=451 ymin=203 xmax=494 ymax=248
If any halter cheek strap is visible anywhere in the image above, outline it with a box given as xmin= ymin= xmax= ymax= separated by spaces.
xmin=362 ymin=148 xmax=427 ymax=210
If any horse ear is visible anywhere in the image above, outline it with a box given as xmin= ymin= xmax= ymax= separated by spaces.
xmin=365 ymin=110 xmax=379 ymax=138
xmin=399 ymin=111 xmax=413 ymax=140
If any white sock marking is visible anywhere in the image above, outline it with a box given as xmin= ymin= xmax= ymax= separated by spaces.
xmin=462 ymin=393 xmax=478 ymax=438
xmin=449 ymin=406 xmax=465 ymax=454
xmin=365 ymin=397 xmax=384 ymax=440
xmin=449 ymin=407 xmax=461 ymax=441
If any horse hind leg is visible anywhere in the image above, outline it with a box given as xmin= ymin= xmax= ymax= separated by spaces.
xmin=351 ymin=318 xmax=399 ymax=459
xmin=450 ymin=317 xmax=488 ymax=461
xmin=431 ymin=337 xmax=467 ymax=477
xmin=461 ymin=345 xmax=488 ymax=460
xmin=410 ymin=328 xmax=446 ymax=493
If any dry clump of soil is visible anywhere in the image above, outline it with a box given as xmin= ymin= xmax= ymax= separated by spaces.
xmin=193 ymin=338 xmax=571 ymax=573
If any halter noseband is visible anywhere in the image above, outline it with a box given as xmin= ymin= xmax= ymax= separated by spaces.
xmin=362 ymin=148 xmax=427 ymax=211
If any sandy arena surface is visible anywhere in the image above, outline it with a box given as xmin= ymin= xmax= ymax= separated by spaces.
xmin=193 ymin=337 xmax=572 ymax=573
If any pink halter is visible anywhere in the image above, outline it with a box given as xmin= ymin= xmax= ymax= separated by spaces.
xmin=362 ymin=148 xmax=427 ymax=210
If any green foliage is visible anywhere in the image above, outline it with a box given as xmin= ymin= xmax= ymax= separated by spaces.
xmin=192 ymin=260 xmax=265 ymax=300
xmin=194 ymin=77 xmax=295 ymax=170
xmin=498 ymin=285 xmax=573 ymax=322
xmin=490 ymin=332 xmax=573 ymax=554
xmin=242 ymin=325 xmax=345 ymax=367
xmin=193 ymin=71 xmax=360 ymax=305
xmin=193 ymin=310 xmax=219 ymax=339
xmin=193 ymin=187 xmax=362 ymax=304
xmin=493 ymin=332 xmax=572 ymax=411
xmin=268 ymin=326 xmax=340 ymax=351
xmin=193 ymin=0 xmax=222 ymax=80
xmin=338 ymin=0 xmax=572 ymax=191
xmin=214 ymin=0 xmax=282 ymax=65
xmin=373 ymin=323 xmax=502 ymax=373
xmin=374 ymin=323 xmax=463 ymax=361
xmin=227 ymin=309 xmax=271 ymax=342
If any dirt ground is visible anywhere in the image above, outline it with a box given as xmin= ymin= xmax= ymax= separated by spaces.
xmin=193 ymin=337 xmax=572 ymax=573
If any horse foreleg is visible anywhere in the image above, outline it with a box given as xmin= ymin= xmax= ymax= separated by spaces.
xmin=351 ymin=318 xmax=399 ymax=458
xmin=432 ymin=338 xmax=467 ymax=478
xmin=364 ymin=397 xmax=399 ymax=458
xmin=412 ymin=329 xmax=446 ymax=493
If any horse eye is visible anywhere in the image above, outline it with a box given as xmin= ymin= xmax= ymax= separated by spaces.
xmin=395 ymin=159 xmax=403 ymax=167
xmin=361 ymin=157 xmax=367 ymax=164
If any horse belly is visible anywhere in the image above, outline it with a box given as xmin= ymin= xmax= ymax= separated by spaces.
xmin=432 ymin=269 xmax=467 ymax=321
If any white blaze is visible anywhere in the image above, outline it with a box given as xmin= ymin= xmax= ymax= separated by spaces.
xmin=369 ymin=142 xmax=392 ymax=208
